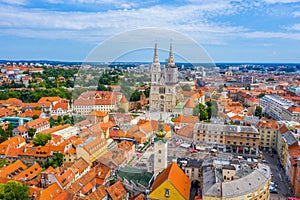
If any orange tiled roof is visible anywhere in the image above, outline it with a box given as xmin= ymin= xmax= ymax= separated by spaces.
xmin=43 ymin=166 xmax=58 ymax=175
xmin=0 ymin=108 xmax=15 ymax=118
xmin=52 ymin=191 xmax=73 ymax=200
xmin=39 ymin=183 xmax=62 ymax=200
xmin=185 ymin=98 xmax=196 ymax=108
xmin=16 ymin=125 xmax=27 ymax=133
xmin=38 ymin=97 xmax=61 ymax=103
xmin=117 ymin=140 xmax=134 ymax=152
xmin=86 ymin=185 xmax=107 ymax=200
xmin=19 ymin=110 xmax=42 ymax=118
xmin=130 ymin=193 xmax=146 ymax=200
xmin=151 ymin=162 xmax=190 ymax=200
xmin=106 ymin=180 xmax=127 ymax=200
xmin=288 ymin=106 xmax=300 ymax=113
xmin=173 ymin=115 xmax=199 ymax=124
xmin=83 ymin=137 xmax=107 ymax=155
xmin=81 ymin=181 xmax=95 ymax=195
xmin=25 ymin=118 xmax=49 ymax=129
xmin=57 ymin=169 xmax=75 ymax=188
xmin=288 ymin=143 xmax=300 ymax=165
xmin=229 ymin=115 xmax=243 ymax=121
xmin=0 ymin=135 xmax=25 ymax=147
xmin=100 ymin=121 xmax=116 ymax=132
xmin=42 ymin=124 xmax=70 ymax=134
xmin=15 ymin=163 xmax=42 ymax=181
xmin=0 ymin=160 xmax=27 ymax=179
xmin=256 ymin=119 xmax=279 ymax=129
xmin=22 ymin=102 xmax=51 ymax=108
xmin=70 ymin=157 xmax=89 ymax=175
xmin=65 ymin=147 xmax=76 ymax=155
xmin=5 ymin=147 xmax=21 ymax=157
xmin=52 ymin=102 xmax=69 ymax=111
xmin=120 ymin=95 xmax=128 ymax=103
xmin=139 ymin=121 xmax=153 ymax=134
xmin=176 ymin=124 xmax=194 ymax=138
xmin=88 ymin=110 xmax=108 ymax=117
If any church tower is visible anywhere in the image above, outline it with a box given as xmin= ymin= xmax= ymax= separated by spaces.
xmin=153 ymin=113 xmax=167 ymax=177
xmin=151 ymin=42 xmax=161 ymax=84
xmin=149 ymin=42 xmax=178 ymax=112
xmin=164 ymin=43 xmax=178 ymax=112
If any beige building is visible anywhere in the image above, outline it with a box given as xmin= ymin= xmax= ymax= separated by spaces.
xmin=87 ymin=110 xmax=109 ymax=124
xmin=193 ymin=122 xmax=260 ymax=156
xmin=282 ymin=106 xmax=300 ymax=122
xmin=202 ymin=163 xmax=271 ymax=200
xmin=73 ymin=91 xmax=128 ymax=115
xmin=76 ymin=137 xmax=108 ymax=165
xmin=256 ymin=119 xmax=279 ymax=150
xmin=178 ymin=158 xmax=202 ymax=181
xmin=149 ymin=43 xmax=178 ymax=112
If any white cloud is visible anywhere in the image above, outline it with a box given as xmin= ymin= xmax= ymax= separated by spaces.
xmin=0 ymin=0 xmax=27 ymax=5
xmin=243 ymin=31 xmax=300 ymax=40
xmin=0 ymin=3 xmax=247 ymax=45
xmin=285 ymin=23 xmax=300 ymax=30
xmin=0 ymin=0 xmax=299 ymax=46
xmin=292 ymin=11 xmax=300 ymax=17
xmin=263 ymin=0 xmax=300 ymax=3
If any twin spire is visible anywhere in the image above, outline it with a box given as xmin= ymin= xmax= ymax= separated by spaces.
xmin=153 ymin=42 xmax=175 ymax=67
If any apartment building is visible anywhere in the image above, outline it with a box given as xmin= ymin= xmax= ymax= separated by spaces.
xmin=193 ymin=122 xmax=260 ymax=156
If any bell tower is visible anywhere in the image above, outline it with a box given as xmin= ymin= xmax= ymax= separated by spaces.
xmin=153 ymin=113 xmax=168 ymax=177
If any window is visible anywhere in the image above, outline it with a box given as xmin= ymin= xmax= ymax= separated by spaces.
xmin=165 ymin=188 xmax=170 ymax=197
xmin=158 ymin=159 xmax=161 ymax=163
xmin=158 ymin=150 xmax=162 ymax=154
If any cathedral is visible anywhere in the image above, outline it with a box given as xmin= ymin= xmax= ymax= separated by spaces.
xmin=149 ymin=43 xmax=178 ymax=112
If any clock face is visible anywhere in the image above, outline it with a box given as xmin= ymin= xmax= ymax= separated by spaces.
xmin=158 ymin=141 xmax=162 ymax=145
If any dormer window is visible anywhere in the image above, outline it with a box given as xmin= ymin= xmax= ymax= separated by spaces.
xmin=165 ymin=188 xmax=170 ymax=198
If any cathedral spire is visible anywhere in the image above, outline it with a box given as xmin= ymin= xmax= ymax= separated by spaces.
xmin=153 ymin=41 xmax=159 ymax=63
xmin=167 ymin=42 xmax=175 ymax=67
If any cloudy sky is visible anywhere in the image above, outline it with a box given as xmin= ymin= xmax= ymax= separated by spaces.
xmin=1 ymin=0 xmax=300 ymax=62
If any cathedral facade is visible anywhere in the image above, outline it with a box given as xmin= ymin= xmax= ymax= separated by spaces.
xmin=149 ymin=43 xmax=178 ymax=112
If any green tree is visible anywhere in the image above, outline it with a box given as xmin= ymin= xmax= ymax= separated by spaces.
xmin=28 ymin=128 xmax=37 ymax=137
xmin=255 ymin=106 xmax=263 ymax=119
xmin=32 ymin=114 xmax=39 ymax=120
xmin=6 ymin=123 xmax=13 ymax=137
xmin=0 ymin=181 xmax=29 ymax=200
xmin=0 ymin=127 xmax=8 ymax=143
xmin=199 ymin=103 xmax=208 ymax=121
xmin=44 ymin=152 xmax=64 ymax=169
xmin=33 ymin=133 xmax=52 ymax=146
xmin=258 ymin=93 xmax=265 ymax=98
xmin=0 ymin=159 xmax=7 ymax=168
xmin=181 ymin=84 xmax=191 ymax=91
xmin=117 ymin=107 xmax=125 ymax=113
xmin=130 ymin=90 xmax=142 ymax=101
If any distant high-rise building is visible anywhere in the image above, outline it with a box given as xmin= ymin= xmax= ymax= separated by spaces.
xmin=149 ymin=43 xmax=178 ymax=112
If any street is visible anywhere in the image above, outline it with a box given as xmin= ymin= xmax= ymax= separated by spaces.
xmin=262 ymin=151 xmax=290 ymax=199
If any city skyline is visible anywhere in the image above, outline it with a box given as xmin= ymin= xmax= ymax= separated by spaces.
xmin=1 ymin=0 xmax=300 ymax=62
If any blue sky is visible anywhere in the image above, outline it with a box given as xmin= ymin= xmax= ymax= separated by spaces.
xmin=1 ymin=0 xmax=300 ymax=62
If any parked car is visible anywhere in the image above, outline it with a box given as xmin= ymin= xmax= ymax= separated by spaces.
xmin=270 ymin=182 xmax=278 ymax=188
xmin=270 ymin=188 xmax=278 ymax=194
xmin=189 ymin=148 xmax=198 ymax=153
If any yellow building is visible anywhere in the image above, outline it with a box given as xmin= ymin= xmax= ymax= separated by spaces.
xmin=279 ymin=131 xmax=297 ymax=171
xmin=202 ymin=163 xmax=271 ymax=200
xmin=149 ymin=162 xmax=191 ymax=200
xmin=76 ymin=137 xmax=107 ymax=165
xmin=256 ymin=119 xmax=279 ymax=150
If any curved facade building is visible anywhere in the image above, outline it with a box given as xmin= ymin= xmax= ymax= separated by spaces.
xmin=202 ymin=163 xmax=271 ymax=200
